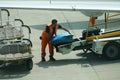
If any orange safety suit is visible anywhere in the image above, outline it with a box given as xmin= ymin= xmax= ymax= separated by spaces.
xmin=41 ymin=23 xmax=59 ymax=58
xmin=89 ymin=17 xmax=95 ymax=27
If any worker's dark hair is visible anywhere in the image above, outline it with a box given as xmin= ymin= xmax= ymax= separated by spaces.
xmin=52 ymin=19 xmax=57 ymax=24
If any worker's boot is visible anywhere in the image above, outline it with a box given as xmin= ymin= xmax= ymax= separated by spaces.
xmin=41 ymin=57 xmax=46 ymax=62
xmin=49 ymin=55 xmax=56 ymax=61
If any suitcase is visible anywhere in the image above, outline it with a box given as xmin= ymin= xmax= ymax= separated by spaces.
xmin=82 ymin=27 xmax=100 ymax=39
xmin=51 ymin=33 xmax=74 ymax=46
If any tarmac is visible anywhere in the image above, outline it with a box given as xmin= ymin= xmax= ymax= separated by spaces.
xmin=0 ymin=9 xmax=120 ymax=80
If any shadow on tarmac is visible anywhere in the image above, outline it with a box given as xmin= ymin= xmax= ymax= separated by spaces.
xmin=30 ymin=18 xmax=120 ymax=30
xmin=36 ymin=52 xmax=120 ymax=68
xmin=0 ymin=65 xmax=30 ymax=79
xmin=36 ymin=58 xmax=88 ymax=68
xmin=30 ymin=21 xmax=88 ymax=30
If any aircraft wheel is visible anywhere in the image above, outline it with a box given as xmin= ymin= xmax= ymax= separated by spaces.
xmin=102 ymin=42 xmax=120 ymax=60
xmin=25 ymin=59 xmax=33 ymax=71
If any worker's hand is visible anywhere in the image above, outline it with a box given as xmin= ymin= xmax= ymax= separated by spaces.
xmin=68 ymin=31 xmax=71 ymax=34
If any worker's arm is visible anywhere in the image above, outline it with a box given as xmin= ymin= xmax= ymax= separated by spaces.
xmin=62 ymin=27 xmax=71 ymax=34
xmin=59 ymin=25 xmax=71 ymax=34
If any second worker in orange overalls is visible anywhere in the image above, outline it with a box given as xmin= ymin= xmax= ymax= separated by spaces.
xmin=89 ymin=17 xmax=97 ymax=27
xmin=40 ymin=19 xmax=70 ymax=62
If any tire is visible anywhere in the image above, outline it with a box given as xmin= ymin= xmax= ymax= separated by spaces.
xmin=25 ymin=59 xmax=33 ymax=71
xmin=102 ymin=42 xmax=120 ymax=60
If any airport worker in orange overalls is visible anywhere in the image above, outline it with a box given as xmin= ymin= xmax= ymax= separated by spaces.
xmin=89 ymin=17 xmax=97 ymax=27
xmin=40 ymin=19 xmax=70 ymax=62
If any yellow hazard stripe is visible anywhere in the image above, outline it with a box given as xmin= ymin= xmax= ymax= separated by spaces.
xmin=2 ymin=36 xmax=23 ymax=40
xmin=86 ymin=30 xmax=120 ymax=41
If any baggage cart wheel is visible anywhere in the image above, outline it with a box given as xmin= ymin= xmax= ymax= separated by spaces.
xmin=102 ymin=42 xmax=120 ymax=60
xmin=25 ymin=59 xmax=33 ymax=71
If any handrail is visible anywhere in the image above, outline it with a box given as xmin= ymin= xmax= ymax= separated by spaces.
xmin=92 ymin=19 xmax=120 ymax=27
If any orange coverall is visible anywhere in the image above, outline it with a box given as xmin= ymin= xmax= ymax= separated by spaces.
xmin=41 ymin=23 xmax=58 ymax=58
xmin=89 ymin=17 xmax=95 ymax=27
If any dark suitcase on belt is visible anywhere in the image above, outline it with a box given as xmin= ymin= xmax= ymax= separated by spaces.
xmin=82 ymin=27 xmax=100 ymax=39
